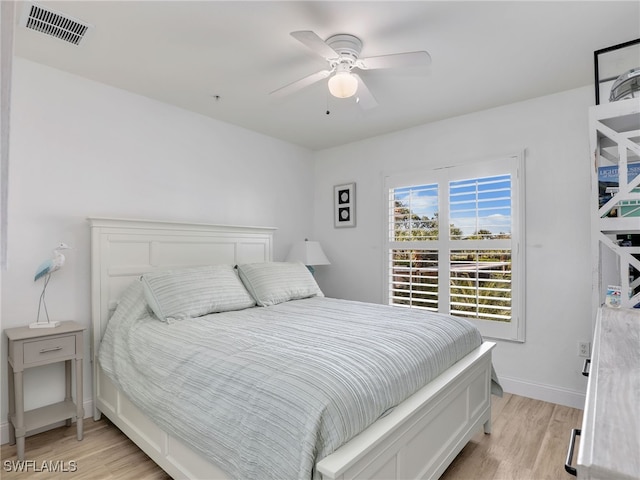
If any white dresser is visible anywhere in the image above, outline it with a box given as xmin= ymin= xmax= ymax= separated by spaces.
xmin=575 ymin=307 xmax=640 ymax=480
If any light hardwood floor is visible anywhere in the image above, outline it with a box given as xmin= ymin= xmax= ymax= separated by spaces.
xmin=440 ymin=393 xmax=583 ymax=480
xmin=1 ymin=393 xmax=582 ymax=479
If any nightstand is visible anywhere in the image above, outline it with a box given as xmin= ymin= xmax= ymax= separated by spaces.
xmin=5 ymin=321 xmax=85 ymax=460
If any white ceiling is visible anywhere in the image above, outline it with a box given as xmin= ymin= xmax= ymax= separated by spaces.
xmin=13 ymin=1 xmax=640 ymax=150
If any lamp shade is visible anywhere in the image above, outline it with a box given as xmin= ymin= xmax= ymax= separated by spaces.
xmin=328 ymin=63 xmax=358 ymax=98
xmin=328 ymin=72 xmax=358 ymax=98
xmin=286 ymin=240 xmax=330 ymax=266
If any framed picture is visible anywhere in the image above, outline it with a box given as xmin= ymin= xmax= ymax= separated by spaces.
xmin=594 ymin=38 xmax=640 ymax=105
xmin=334 ymin=182 xmax=356 ymax=228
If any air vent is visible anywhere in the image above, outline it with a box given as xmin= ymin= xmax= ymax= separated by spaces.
xmin=20 ymin=3 xmax=92 ymax=46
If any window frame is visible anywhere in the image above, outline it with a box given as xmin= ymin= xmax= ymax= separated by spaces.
xmin=383 ymin=152 xmax=526 ymax=342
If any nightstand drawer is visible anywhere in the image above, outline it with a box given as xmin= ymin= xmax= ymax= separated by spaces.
xmin=23 ymin=335 xmax=76 ymax=364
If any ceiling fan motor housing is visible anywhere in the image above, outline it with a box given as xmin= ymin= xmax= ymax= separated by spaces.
xmin=326 ymin=34 xmax=363 ymax=65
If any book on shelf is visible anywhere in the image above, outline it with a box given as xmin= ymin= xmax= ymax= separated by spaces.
xmin=598 ymin=162 xmax=640 ymax=217
xmin=605 ymin=285 xmax=622 ymax=308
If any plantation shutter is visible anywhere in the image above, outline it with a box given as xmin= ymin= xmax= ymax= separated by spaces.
xmin=385 ymin=153 xmax=525 ymax=342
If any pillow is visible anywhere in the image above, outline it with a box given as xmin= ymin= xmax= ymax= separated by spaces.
xmin=237 ymin=262 xmax=324 ymax=307
xmin=141 ymin=265 xmax=256 ymax=322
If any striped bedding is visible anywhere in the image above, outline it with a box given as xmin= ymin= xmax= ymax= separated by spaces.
xmin=99 ymin=280 xmax=486 ymax=480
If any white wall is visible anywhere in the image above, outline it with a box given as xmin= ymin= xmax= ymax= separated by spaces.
xmin=0 ymin=58 xmax=315 ymax=441
xmin=313 ymin=86 xmax=594 ymax=409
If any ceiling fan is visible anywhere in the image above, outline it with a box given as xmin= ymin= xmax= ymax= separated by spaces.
xmin=270 ymin=30 xmax=432 ymax=110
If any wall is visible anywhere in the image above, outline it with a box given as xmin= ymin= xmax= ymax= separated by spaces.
xmin=313 ymin=86 xmax=594 ymax=409
xmin=0 ymin=58 xmax=314 ymax=442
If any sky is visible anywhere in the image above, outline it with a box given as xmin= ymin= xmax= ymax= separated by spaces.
xmin=394 ymin=174 xmax=512 ymax=236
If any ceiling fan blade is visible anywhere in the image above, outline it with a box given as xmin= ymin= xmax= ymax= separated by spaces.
xmin=357 ymin=51 xmax=432 ymax=70
xmin=352 ymin=74 xmax=378 ymax=111
xmin=270 ymin=69 xmax=332 ymax=98
xmin=290 ymin=31 xmax=339 ymax=59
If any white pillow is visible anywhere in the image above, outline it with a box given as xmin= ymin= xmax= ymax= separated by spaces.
xmin=141 ymin=265 xmax=256 ymax=322
xmin=237 ymin=262 xmax=324 ymax=307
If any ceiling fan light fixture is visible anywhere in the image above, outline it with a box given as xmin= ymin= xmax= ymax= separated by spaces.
xmin=328 ymin=71 xmax=358 ymax=98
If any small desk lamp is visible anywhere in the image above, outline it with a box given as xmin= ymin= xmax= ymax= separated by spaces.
xmin=286 ymin=239 xmax=330 ymax=274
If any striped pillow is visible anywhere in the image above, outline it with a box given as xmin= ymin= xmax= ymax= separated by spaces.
xmin=141 ymin=265 xmax=256 ymax=322
xmin=237 ymin=262 xmax=324 ymax=307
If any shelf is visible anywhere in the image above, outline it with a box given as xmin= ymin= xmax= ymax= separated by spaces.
xmin=599 ymin=217 xmax=640 ymax=234
xmin=598 ymin=112 xmax=640 ymax=134
xmin=591 ymin=98 xmax=640 ymax=125
xmin=10 ymin=400 xmax=77 ymax=433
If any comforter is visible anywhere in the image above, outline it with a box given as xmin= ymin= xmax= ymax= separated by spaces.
xmin=99 ymin=280 xmax=485 ymax=480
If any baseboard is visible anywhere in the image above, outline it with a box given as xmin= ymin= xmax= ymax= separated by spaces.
xmin=499 ymin=375 xmax=585 ymax=409
xmin=0 ymin=399 xmax=94 ymax=446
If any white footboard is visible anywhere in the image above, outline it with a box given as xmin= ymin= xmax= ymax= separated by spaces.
xmin=316 ymin=341 xmax=494 ymax=480
xmin=94 ymin=341 xmax=494 ymax=480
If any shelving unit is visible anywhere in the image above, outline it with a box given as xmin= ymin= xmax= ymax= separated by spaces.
xmin=590 ymin=97 xmax=640 ymax=319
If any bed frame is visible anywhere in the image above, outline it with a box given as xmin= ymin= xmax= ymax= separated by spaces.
xmin=89 ymin=217 xmax=495 ymax=480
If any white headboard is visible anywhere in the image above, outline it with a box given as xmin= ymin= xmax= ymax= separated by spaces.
xmin=88 ymin=217 xmax=276 ymax=364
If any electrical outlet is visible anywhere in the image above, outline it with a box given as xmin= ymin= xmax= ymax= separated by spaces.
xmin=578 ymin=341 xmax=590 ymax=357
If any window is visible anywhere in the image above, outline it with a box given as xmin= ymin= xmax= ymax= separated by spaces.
xmin=385 ymin=153 xmax=525 ymax=341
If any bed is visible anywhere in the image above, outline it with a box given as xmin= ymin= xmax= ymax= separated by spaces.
xmin=90 ymin=217 xmax=497 ymax=480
